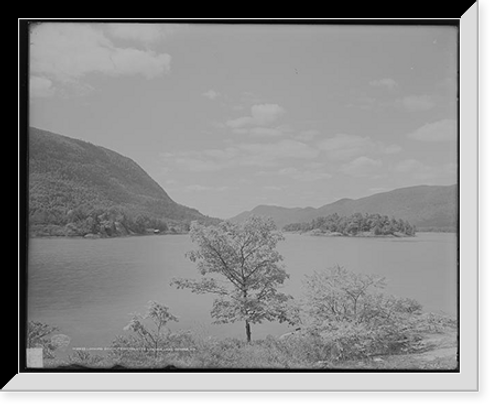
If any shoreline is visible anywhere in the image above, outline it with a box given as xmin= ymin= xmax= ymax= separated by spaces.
xmin=39 ymin=325 xmax=458 ymax=371
xmin=28 ymin=231 xmax=190 ymax=240
xmin=285 ymin=230 xmax=416 ymax=238
xmin=29 ymin=230 xmax=457 ymax=240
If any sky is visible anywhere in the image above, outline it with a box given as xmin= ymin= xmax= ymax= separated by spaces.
xmin=29 ymin=22 xmax=458 ymax=219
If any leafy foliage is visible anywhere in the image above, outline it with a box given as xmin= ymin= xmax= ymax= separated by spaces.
xmin=32 ymin=281 xmax=457 ymax=369
xmin=283 ymin=212 xmax=416 ymax=236
xmin=302 ymin=265 xmax=388 ymax=323
xmin=68 ymin=350 xmax=105 ymax=367
xmin=109 ymin=330 xmax=197 ymax=368
xmin=294 ymin=266 xmax=428 ymax=359
xmin=172 ymin=216 xmax=294 ymax=342
xmin=121 ymin=301 xmax=179 ymax=359
xmin=27 ymin=321 xmax=60 ymax=359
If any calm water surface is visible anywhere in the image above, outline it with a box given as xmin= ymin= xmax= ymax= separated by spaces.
xmin=27 ymin=233 xmax=457 ymax=349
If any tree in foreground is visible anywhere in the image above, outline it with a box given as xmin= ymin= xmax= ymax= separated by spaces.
xmin=172 ymin=216 xmax=293 ymax=342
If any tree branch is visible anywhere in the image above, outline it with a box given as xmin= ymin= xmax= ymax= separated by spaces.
xmin=206 ymin=243 xmax=245 ymax=289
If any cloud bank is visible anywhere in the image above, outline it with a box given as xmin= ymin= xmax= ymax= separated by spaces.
xmin=30 ymin=23 xmax=172 ymax=96
xmin=408 ymin=119 xmax=457 ymax=142
xmin=369 ymin=78 xmax=398 ymax=89
xmin=226 ymin=104 xmax=286 ymax=128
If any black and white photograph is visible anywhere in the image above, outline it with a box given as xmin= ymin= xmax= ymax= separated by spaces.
xmin=23 ymin=19 xmax=463 ymax=376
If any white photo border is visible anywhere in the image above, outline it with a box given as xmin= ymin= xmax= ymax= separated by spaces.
xmin=6 ymin=8 xmax=479 ymax=392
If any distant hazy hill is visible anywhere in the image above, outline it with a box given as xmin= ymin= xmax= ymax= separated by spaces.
xmin=28 ymin=127 xmax=217 ymax=236
xmin=230 ymin=185 xmax=457 ymax=231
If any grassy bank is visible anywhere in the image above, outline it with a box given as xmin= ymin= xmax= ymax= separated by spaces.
xmin=37 ymin=312 xmax=457 ymax=371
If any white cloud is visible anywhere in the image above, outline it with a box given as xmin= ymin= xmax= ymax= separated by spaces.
xmin=164 ymin=130 xmax=406 ymax=180
xmin=214 ymin=186 xmax=231 ymax=192
xmin=369 ymin=78 xmax=398 ymax=89
xmin=277 ymin=167 xmax=299 ymax=176
xmin=259 ymin=167 xmax=332 ymax=183
xmin=346 ymin=96 xmax=377 ymax=110
xmin=203 ymin=89 xmax=221 ymax=100
xmin=292 ymin=170 xmax=332 ymax=182
xmin=234 ymin=125 xmax=292 ymax=138
xmin=226 ymin=104 xmax=285 ymax=128
xmin=237 ymin=139 xmax=319 ymax=165
xmin=304 ymin=161 xmax=325 ymax=169
xmin=175 ymin=157 xmax=226 ymax=172
xmin=380 ymin=143 xmax=402 ymax=154
xmin=107 ymin=23 xmax=176 ymax=44
xmin=340 ymin=156 xmax=383 ymax=177
xmin=251 ymin=104 xmax=285 ymax=123
xmin=232 ymin=128 xmax=249 ymax=134
xmin=442 ymin=162 xmax=458 ymax=176
xmin=165 ymin=139 xmax=319 ymax=172
xmin=30 ymin=75 xmax=55 ymax=97
xmin=408 ymin=119 xmax=457 ymax=142
xmin=348 ymin=94 xmax=438 ymax=112
xmin=263 ymin=185 xmax=285 ymax=191
xmin=308 ymin=134 xmax=403 ymax=163
xmin=393 ymin=159 xmax=457 ymax=181
xmin=226 ymin=117 xmax=253 ymax=128
xmin=184 ymin=184 xmax=229 ymax=192
xmin=202 ymin=147 xmax=239 ymax=160
xmin=109 ymin=48 xmax=171 ymax=78
xmin=240 ymin=91 xmax=264 ymax=105
xmin=394 ymin=159 xmax=427 ymax=174
xmin=248 ymin=127 xmax=284 ymax=137
xmin=184 ymin=184 xmax=211 ymax=191
xmin=316 ymin=134 xmax=375 ymax=161
xmin=30 ymin=23 xmax=172 ymax=94
xmin=295 ymin=129 xmax=320 ymax=142
xmin=399 ymin=95 xmax=436 ymax=112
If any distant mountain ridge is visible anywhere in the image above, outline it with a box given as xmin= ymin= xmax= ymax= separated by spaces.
xmin=230 ymin=184 xmax=457 ymax=231
xmin=28 ymin=127 xmax=217 ymax=236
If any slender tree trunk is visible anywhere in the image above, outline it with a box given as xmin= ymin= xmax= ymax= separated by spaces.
xmin=245 ymin=320 xmax=252 ymax=343
xmin=242 ymin=286 xmax=251 ymax=342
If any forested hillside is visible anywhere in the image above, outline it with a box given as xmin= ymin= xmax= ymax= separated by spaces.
xmin=28 ymin=127 xmax=217 ymax=237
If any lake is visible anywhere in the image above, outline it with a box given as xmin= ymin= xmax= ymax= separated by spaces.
xmin=27 ymin=233 xmax=457 ymax=350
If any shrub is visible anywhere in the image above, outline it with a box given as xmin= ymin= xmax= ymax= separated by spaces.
xmin=297 ymin=266 xmax=428 ymax=360
xmin=110 ymin=301 xmax=199 ymax=368
xmin=27 ymin=321 xmax=60 ymax=359
xmin=121 ymin=301 xmax=178 ymax=358
xmin=68 ymin=350 xmax=105 ymax=367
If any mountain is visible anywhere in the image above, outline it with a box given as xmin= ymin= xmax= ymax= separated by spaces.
xmin=230 ymin=184 xmax=457 ymax=231
xmin=28 ymin=127 xmax=217 ymax=237
xmin=230 ymin=205 xmax=319 ymax=230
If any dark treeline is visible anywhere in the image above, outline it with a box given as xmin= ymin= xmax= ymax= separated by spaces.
xmin=28 ymin=127 xmax=220 ymax=237
xmin=29 ymin=205 xmax=192 ymax=237
xmin=283 ymin=212 xmax=416 ymax=236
